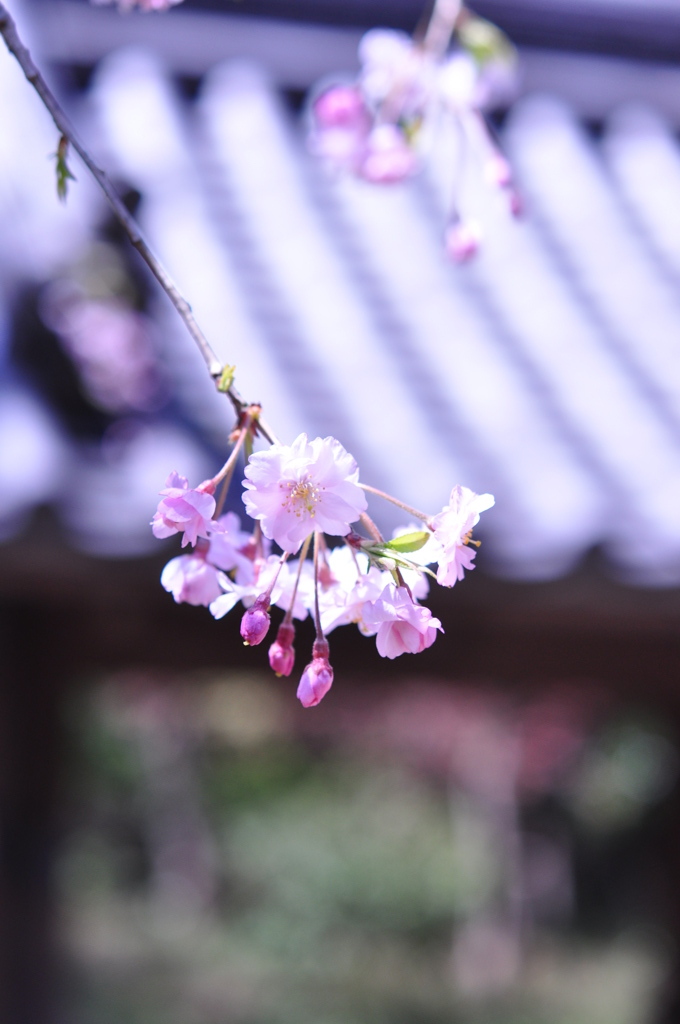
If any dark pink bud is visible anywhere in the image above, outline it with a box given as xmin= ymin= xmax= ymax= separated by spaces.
xmin=297 ymin=639 xmax=334 ymax=708
xmin=444 ymin=221 xmax=481 ymax=264
xmin=240 ymin=595 xmax=270 ymax=646
xmin=238 ymin=537 xmax=258 ymax=562
xmin=317 ymin=562 xmax=336 ymax=588
xmin=268 ymin=621 xmax=296 ymax=677
xmin=313 ymin=85 xmax=367 ymax=128
xmin=509 ymin=189 xmax=524 ymax=218
xmin=485 ymin=154 xmax=512 ymax=188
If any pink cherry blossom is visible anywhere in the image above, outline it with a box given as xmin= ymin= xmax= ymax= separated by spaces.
xmin=320 ymin=560 xmax=389 ymax=635
xmin=242 ymin=434 xmax=367 ymax=554
xmin=160 ymin=552 xmax=222 ymax=606
xmin=208 ymin=555 xmax=313 ymax=623
xmin=151 ymin=471 xmax=221 ymax=548
xmin=362 ymin=584 xmax=443 ymax=659
xmin=442 ymin=541 xmax=477 ymax=584
xmin=297 ymin=639 xmax=334 ymax=707
xmin=430 ymin=485 xmax=495 ymax=586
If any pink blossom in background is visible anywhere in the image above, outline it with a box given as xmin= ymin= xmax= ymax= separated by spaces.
xmin=359 ymin=29 xmax=435 ymax=116
xmin=313 ymin=84 xmax=367 ymax=129
xmin=92 ymin=0 xmax=183 ymax=11
xmin=430 ymin=485 xmax=495 ymax=586
xmin=151 ymin=472 xmax=221 ymax=548
xmin=360 ymin=124 xmax=419 ymax=183
xmin=160 ymin=552 xmax=222 ymax=606
xmin=40 ymin=288 xmax=164 ymax=414
xmin=308 ymin=19 xmax=518 ymax=261
xmin=272 ymin=558 xmax=315 ymax=619
xmin=242 ymin=434 xmax=367 ymax=553
xmin=309 ymin=85 xmax=371 ymax=173
xmin=438 ymin=52 xmax=479 ymax=109
xmin=206 ymin=511 xmax=256 ymax=575
xmin=362 ymin=584 xmax=443 ymax=659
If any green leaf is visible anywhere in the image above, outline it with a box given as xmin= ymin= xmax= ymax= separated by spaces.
xmin=385 ymin=531 xmax=430 ymax=554
xmin=53 ymin=135 xmax=76 ymax=203
xmin=217 ymin=364 xmax=236 ymax=393
xmin=458 ymin=16 xmax=515 ymax=67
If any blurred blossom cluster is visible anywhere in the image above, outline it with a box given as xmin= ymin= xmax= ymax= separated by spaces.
xmin=309 ymin=7 xmax=519 ymax=260
xmin=91 ymin=0 xmax=184 ymax=12
xmin=152 ymin=428 xmax=493 ymax=707
xmin=39 ymin=241 xmax=166 ymax=416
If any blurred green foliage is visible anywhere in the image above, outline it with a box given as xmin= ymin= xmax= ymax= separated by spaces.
xmin=57 ymin=674 xmax=669 ymax=1024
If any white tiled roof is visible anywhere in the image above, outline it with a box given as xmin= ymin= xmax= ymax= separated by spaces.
xmin=1 ymin=1 xmax=680 ymax=583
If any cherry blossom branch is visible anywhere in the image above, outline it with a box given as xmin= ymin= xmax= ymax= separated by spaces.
xmin=359 ymin=483 xmax=431 ymax=524
xmin=0 ymin=0 xmax=278 ymax=444
xmin=212 ymin=407 xmax=258 ymax=515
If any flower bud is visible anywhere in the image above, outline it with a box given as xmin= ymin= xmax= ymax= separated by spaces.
xmin=268 ymin=621 xmax=296 ymax=677
xmin=509 ymin=189 xmax=524 ymax=218
xmin=485 ymin=154 xmax=512 ymax=188
xmin=297 ymin=639 xmax=334 ymax=708
xmin=240 ymin=595 xmax=271 ymax=646
xmin=360 ymin=124 xmax=418 ymax=184
xmin=444 ymin=220 xmax=481 ymax=263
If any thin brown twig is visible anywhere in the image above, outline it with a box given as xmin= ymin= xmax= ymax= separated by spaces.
xmin=0 ymin=1 xmax=279 ymax=444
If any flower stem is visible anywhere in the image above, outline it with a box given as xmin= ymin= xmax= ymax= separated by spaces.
xmin=421 ymin=0 xmax=462 ymax=57
xmin=359 ymin=511 xmax=384 ymax=544
xmin=359 ymin=484 xmax=430 ymax=524
xmin=0 ymin=2 xmax=279 ymax=443
xmin=262 ymin=551 xmax=289 ymax=604
xmin=312 ymin=532 xmax=324 ymax=641
xmin=284 ymin=534 xmax=312 ymax=625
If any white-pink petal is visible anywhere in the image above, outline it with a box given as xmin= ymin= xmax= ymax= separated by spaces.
xmin=242 ymin=434 xmax=367 ymax=554
xmin=161 ymin=554 xmax=222 ymax=606
xmin=362 ymin=584 xmax=443 ymax=659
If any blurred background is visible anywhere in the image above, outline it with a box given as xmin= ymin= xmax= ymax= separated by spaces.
xmin=1 ymin=0 xmax=680 ymax=1021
